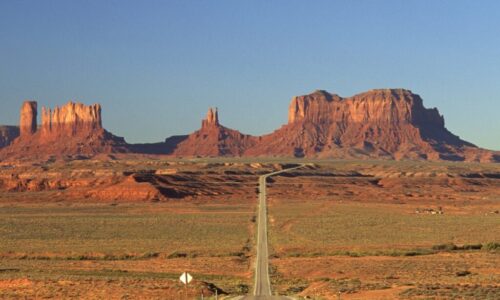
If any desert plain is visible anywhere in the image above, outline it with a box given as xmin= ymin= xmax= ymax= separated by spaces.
xmin=0 ymin=158 xmax=498 ymax=299
xmin=2 ymin=1 xmax=500 ymax=299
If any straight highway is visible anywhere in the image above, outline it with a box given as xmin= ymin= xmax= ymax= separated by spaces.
xmin=240 ymin=165 xmax=304 ymax=300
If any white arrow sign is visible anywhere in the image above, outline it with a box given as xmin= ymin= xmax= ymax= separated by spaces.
xmin=179 ymin=272 xmax=193 ymax=285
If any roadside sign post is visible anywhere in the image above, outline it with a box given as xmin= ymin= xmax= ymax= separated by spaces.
xmin=179 ymin=272 xmax=193 ymax=300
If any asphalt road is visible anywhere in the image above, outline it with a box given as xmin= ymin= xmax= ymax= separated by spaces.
xmin=239 ymin=166 xmax=304 ymax=300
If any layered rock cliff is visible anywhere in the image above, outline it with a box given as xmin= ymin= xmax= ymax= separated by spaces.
xmin=41 ymin=102 xmax=102 ymax=138
xmin=168 ymin=107 xmax=258 ymax=157
xmin=0 ymin=101 xmax=128 ymax=160
xmin=245 ymin=89 xmax=497 ymax=162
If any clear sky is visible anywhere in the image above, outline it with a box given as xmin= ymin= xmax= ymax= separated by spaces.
xmin=1 ymin=1 xmax=499 ymax=150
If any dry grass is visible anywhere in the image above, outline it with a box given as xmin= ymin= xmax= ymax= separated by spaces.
xmin=0 ymin=201 xmax=255 ymax=298
xmin=266 ymin=164 xmax=500 ymax=299
xmin=268 ymin=201 xmax=500 ymax=256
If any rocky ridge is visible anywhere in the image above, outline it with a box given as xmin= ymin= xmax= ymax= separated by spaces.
xmin=1 ymin=89 xmax=498 ymax=162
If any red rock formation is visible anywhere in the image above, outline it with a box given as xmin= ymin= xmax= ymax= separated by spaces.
xmin=169 ymin=107 xmax=257 ymax=157
xmin=40 ymin=102 xmax=103 ymax=138
xmin=2 ymin=89 xmax=498 ymax=162
xmin=202 ymin=107 xmax=219 ymax=128
xmin=245 ymin=89 xmax=495 ymax=162
xmin=19 ymin=101 xmax=37 ymax=137
xmin=87 ymin=175 xmax=164 ymax=202
xmin=0 ymin=101 xmax=128 ymax=160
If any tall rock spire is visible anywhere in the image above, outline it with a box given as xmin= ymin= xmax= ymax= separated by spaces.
xmin=20 ymin=101 xmax=37 ymax=137
xmin=202 ymin=107 xmax=219 ymax=128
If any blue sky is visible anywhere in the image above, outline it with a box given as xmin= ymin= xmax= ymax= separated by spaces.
xmin=1 ymin=0 xmax=499 ymax=149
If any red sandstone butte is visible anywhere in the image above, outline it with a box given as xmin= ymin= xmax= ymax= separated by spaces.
xmin=169 ymin=107 xmax=258 ymax=157
xmin=0 ymin=101 xmax=128 ymax=160
xmin=244 ymin=89 xmax=498 ymax=162
xmin=40 ymin=102 xmax=103 ymax=138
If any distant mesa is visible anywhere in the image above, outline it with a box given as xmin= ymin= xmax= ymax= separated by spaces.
xmin=245 ymin=88 xmax=491 ymax=162
xmin=1 ymin=89 xmax=499 ymax=162
xmin=0 ymin=100 xmax=128 ymax=160
xmin=0 ymin=126 xmax=19 ymax=149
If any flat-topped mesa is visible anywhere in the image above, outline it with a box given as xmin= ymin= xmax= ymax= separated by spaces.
xmin=41 ymin=101 xmax=103 ymax=136
xmin=245 ymin=88 xmax=484 ymax=161
xmin=19 ymin=101 xmax=37 ymax=137
xmin=201 ymin=107 xmax=219 ymax=128
xmin=347 ymin=89 xmax=445 ymax=127
xmin=287 ymin=88 xmax=444 ymax=127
